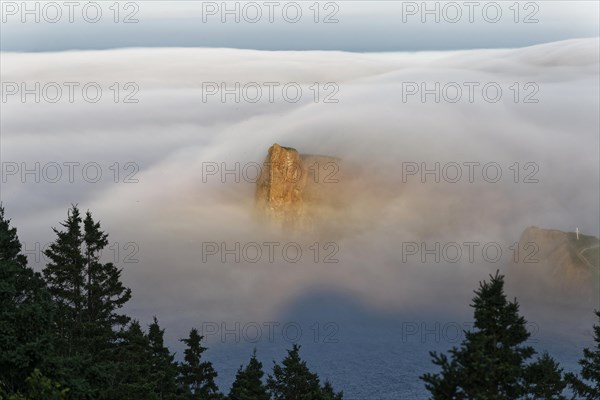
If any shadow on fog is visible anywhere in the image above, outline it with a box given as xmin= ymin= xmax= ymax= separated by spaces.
xmin=204 ymin=288 xmax=595 ymax=400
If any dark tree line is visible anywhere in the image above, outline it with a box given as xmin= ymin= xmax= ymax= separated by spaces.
xmin=421 ymin=271 xmax=600 ymax=400
xmin=1 ymin=204 xmax=598 ymax=399
xmin=0 ymin=205 xmax=342 ymax=400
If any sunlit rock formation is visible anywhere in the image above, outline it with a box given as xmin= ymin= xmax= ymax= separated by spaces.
xmin=255 ymin=143 xmax=342 ymax=233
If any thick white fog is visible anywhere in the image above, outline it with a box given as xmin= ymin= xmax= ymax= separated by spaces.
xmin=1 ymin=38 xmax=599 ymax=347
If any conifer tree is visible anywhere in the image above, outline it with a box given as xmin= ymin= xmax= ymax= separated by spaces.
xmin=148 ymin=317 xmax=180 ymax=399
xmin=566 ymin=310 xmax=600 ymax=399
xmin=524 ymin=352 xmax=567 ymax=400
xmin=103 ymin=321 xmax=157 ymax=400
xmin=43 ymin=205 xmax=86 ymax=354
xmin=43 ymin=206 xmax=133 ymax=397
xmin=421 ymin=271 xmax=538 ymax=399
xmin=267 ymin=344 xmax=343 ymax=400
xmin=81 ymin=210 xmax=131 ymax=351
xmin=178 ymin=328 xmax=222 ymax=399
xmin=321 ymin=381 xmax=344 ymax=400
xmin=228 ymin=349 xmax=269 ymax=400
xmin=267 ymin=344 xmax=321 ymax=400
xmin=0 ymin=206 xmax=55 ymax=394
xmin=43 ymin=206 xmax=132 ymax=355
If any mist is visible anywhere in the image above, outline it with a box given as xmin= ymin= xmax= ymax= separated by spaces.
xmin=1 ymin=38 xmax=599 ymax=361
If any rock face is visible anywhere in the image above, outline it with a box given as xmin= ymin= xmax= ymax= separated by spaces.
xmin=508 ymin=226 xmax=599 ymax=305
xmin=255 ymin=143 xmax=341 ymax=232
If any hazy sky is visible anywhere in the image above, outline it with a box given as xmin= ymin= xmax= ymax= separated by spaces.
xmin=1 ymin=1 xmax=599 ymax=52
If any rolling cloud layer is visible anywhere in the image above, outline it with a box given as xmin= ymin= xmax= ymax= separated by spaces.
xmin=1 ymin=40 xmax=599 ymax=383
